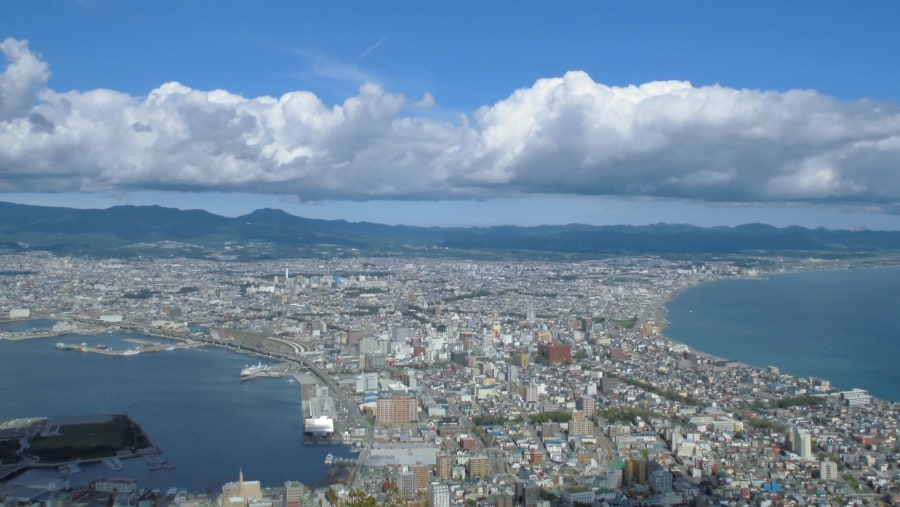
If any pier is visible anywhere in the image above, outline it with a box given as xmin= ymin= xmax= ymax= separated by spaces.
xmin=54 ymin=339 xmax=203 ymax=356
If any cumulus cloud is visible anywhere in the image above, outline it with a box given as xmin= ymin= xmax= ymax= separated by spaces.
xmin=2 ymin=37 xmax=900 ymax=208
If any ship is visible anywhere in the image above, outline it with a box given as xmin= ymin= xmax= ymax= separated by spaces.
xmin=240 ymin=361 xmax=270 ymax=380
xmin=303 ymin=415 xmax=334 ymax=437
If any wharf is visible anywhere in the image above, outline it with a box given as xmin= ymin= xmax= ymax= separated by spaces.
xmin=299 ymin=382 xmax=344 ymax=445
xmin=0 ymin=330 xmax=69 ymax=341
xmin=55 ymin=339 xmax=202 ymax=356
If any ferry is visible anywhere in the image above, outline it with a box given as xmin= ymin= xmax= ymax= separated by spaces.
xmin=240 ymin=361 xmax=270 ymax=380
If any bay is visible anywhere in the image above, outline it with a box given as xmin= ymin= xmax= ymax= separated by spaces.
xmin=665 ymin=267 xmax=900 ymax=402
xmin=0 ymin=332 xmax=348 ymax=492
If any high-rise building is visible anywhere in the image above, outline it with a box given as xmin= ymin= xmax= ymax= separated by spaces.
xmin=624 ymin=459 xmax=648 ymax=485
xmin=507 ymin=364 xmax=519 ymax=384
xmin=820 ymin=460 xmax=839 ymax=481
xmin=649 ymin=468 xmax=672 ymax=493
xmin=412 ymin=464 xmax=431 ymax=491
xmin=511 ymin=352 xmax=529 ymax=369
xmin=436 ymin=452 xmax=452 ymax=480
xmin=791 ymin=428 xmax=813 ymax=460
xmin=576 ymin=396 xmax=595 ymax=417
xmin=467 ymin=455 xmax=491 ymax=479
xmin=428 ymin=482 xmax=450 ymax=507
xmin=398 ymin=471 xmax=417 ymax=500
xmin=538 ymin=343 xmax=572 ymax=362
xmin=284 ymin=481 xmax=303 ymax=507
xmin=526 ymin=383 xmax=540 ymax=403
xmin=516 ymin=480 xmax=541 ymax=507
xmin=376 ymin=391 xmax=418 ymax=425
xmin=569 ymin=410 xmax=593 ymax=436
xmin=600 ymin=377 xmax=619 ymax=394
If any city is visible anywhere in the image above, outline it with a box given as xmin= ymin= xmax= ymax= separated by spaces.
xmin=0 ymin=252 xmax=897 ymax=506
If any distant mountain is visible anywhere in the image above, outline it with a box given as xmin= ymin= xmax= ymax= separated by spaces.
xmin=2 ymin=200 xmax=900 ymax=259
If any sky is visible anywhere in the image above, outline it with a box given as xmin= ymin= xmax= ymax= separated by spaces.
xmin=2 ymin=1 xmax=900 ymax=230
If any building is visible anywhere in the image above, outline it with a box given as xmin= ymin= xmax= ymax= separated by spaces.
xmin=220 ymin=470 xmax=262 ymax=507
xmin=842 ymin=389 xmax=872 ymax=407
xmin=525 ymin=383 xmax=540 ymax=403
xmin=561 ymin=488 xmax=595 ymax=506
xmin=600 ymin=377 xmax=619 ymax=394
xmin=516 ymin=480 xmax=541 ymax=507
xmin=284 ymin=481 xmax=303 ymax=507
xmin=538 ymin=343 xmax=572 ymax=363
xmin=569 ymin=410 xmax=593 ymax=436
xmin=790 ymin=428 xmax=813 ymax=460
xmin=511 ymin=352 xmax=529 ymax=369
xmin=428 ymin=482 xmax=450 ymax=507
xmin=576 ymin=395 xmax=595 ymax=417
xmin=92 ymin=478 xmax=138 ymax=494
xmin=820 ymin=460 xmax=839 ymax=481
xmin=412 ymin=464 xmax=431 ymax=491
xmin=436 ymin=452 xmax=452 ymax=480
xmin=376 ymin=391 xmax=418 ymax=425
xmin=649 ymin=468 xmax=673 ymax=493
xmin=355 ymin=372 xmax=379 ymax=393
xmin=467 ymin=455 xmax=491 ymax=479
xmin=507 ymin=364 xmax=519 ymax=384
xmin=624 ymin=459 xmax=647 ymax=486
xmin=397 ymin=471 xmax=416 ymax=500
xmin=8 ymin=308 xmax=30 ymax=319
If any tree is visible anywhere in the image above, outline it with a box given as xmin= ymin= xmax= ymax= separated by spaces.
xmin=326 ymin=489 xmax=385 ymax=507
xmin=343 ymin=490 xmax=378 ymax=507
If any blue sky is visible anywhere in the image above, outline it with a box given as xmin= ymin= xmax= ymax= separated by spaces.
xmin=2 ymin=1 xmax=900 ymax=229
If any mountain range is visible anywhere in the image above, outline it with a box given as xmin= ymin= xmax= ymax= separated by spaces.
xmin=2 ymin=200 xmax=900 ymax=259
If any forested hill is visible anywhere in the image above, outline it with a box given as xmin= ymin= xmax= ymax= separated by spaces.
xmin=2 ymin=201 xmax=899 ymax=259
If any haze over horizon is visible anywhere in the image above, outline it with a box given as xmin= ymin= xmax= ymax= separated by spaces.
xmin=2 ymin=1 xmax=900 ymax=230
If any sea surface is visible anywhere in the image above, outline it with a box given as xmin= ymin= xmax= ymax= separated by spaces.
xmin=0 ymin=328 xmax=348 ymax=492
xmin=665 ymin=266 xmax=900 ymax=402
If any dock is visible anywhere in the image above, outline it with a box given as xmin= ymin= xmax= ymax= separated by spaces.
xmin=54 ymin=339 xmax=203 ymax=356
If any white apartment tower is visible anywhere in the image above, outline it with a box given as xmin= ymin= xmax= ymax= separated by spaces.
xmin=428 ymin=482 xmax=450 ymax=507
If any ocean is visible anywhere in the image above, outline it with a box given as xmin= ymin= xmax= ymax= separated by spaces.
xmin=0 ymin=328 xmax=348 ymax=493
xmin=665 ymin=266 xmax=900 ymax=402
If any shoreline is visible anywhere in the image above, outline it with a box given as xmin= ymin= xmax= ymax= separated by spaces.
xmin=655 ymin=261 xmax=900 ymax=403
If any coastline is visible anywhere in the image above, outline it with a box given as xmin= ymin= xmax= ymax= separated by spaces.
xmin=656 ymin=262 xmax=900 ymax=403
xmin=0 ymin=332 xmax=348 ymax=493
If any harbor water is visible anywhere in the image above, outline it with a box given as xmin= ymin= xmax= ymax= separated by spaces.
xmin=665 ymin=267 xmax=900 ymax=402
xmin=0 ymin=330 xmax=349 ymax=492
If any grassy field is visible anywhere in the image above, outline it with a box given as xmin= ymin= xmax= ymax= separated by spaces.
xmin=0 ymin=439 xmax=20 ymax=463
xmin=27 ymin=415 xmax=152 ymax=462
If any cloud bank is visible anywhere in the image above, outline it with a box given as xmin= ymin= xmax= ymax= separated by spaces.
xmin=2 ymin=37 xmax=900 ymax=209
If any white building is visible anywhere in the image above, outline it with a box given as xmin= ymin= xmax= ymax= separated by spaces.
xmin=820 ymin=460 xmax=839 ymax=481
xmin=428 ymin=482 xmax=450 ymax=507
xmin=9 ymin=308 xmax=30 ymax=319
xmin=791 ymin=428 xmax=813 ymax=460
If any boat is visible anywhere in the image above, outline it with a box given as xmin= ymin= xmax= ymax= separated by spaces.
xmin=103 ymin=457 xmax=124 ymax=470
xmin=120 ymin=348 xmax=141 ymax=356
xmin=304 ymin=415 xmax=334 ymax=436
xmin=55 ymin=342 xmax=66 ymax=350
xmin=240 ymin=361 xmax=270 ymax=380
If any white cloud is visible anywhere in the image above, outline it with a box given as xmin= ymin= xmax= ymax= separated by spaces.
xmin=2 ymin=38 xmax=900 ymax=209
xmin=0 ymin=38 xmax=50 ymax=120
